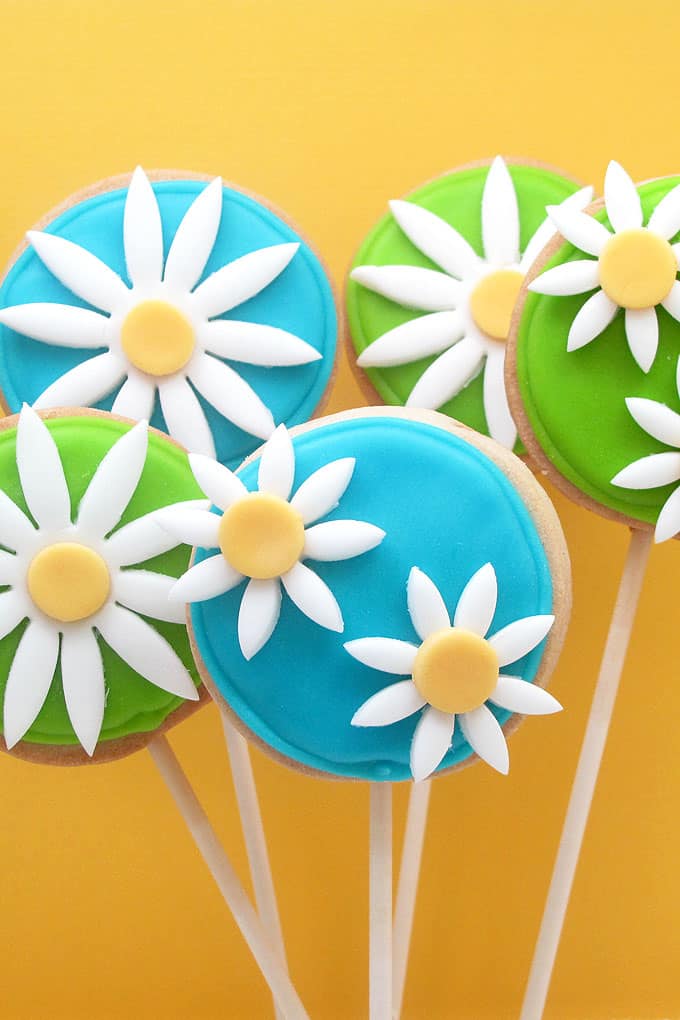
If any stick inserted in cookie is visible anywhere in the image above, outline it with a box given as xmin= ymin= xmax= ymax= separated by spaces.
xmin=369 ymin=783 xmax=393 ymax=1020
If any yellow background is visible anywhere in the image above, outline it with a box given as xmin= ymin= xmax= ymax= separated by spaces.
xmin=0 ymin=1 xmax=678 ymax=1017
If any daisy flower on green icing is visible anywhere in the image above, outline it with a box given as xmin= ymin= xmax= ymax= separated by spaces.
xmin=345 ymin=564 xmax=558 ymax=781
xmin=0 ymin=407 xmax=200 ymax=756
xmin=0 ymin=168 xmax=321 ymax=457
xmin=530 ymin=160 xmax=680 ymax=372
xmin=351 ymin=157 xmax=592 ymax=448
xmin=159 ymin=425 xmax=385 ymax=659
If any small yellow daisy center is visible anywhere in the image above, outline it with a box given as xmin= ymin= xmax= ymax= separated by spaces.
xmin=412 ymin=628 xmax=499 ymax=714
xmin=599 ymin=228 xmax=677 ymax=309
xmin=27 ymin=542 xmax=111 ymax=623
xmin=469 ymin=269 xmax=524 ymax=341
xmin=121 ymin=300 xmax=195 ymax=376
xmin=219 ymin=493 xmax=305 ymax=580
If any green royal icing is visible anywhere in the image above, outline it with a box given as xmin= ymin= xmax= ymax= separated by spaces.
xmin=515 ymin=176 xmax=680 ymax=526
xmin=346 ymin=163 xmax=582 ymax=451
xmin=0 ymin=416 xmax=202 ymax=747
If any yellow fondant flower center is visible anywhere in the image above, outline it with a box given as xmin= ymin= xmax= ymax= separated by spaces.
xmin=469 ymin=269 xmax=524 ymax=341
xmin=219 ymin=493 xmax=305 ymax=580
xmin=599 ymin=228 xmax=677 ymax=309
xmin=28 ymin=542 xmax=111 ymax=623
xmin=121 ymin=300 xmax=195 ymax=376
xmin=412 ymin=628 xmax=499 ymax=714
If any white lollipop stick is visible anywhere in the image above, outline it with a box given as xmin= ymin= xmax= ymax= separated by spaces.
xmin=369 ymin=783 xmax=393 ymax=1020
xmin=148 ymin=734 xmax=310 ymax=1020
xmin=520 ymin=526 xmax=652 ymax=1020
xmin=392 ymin=779 xmax=432 ymax=1019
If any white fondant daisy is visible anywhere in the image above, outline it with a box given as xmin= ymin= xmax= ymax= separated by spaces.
xmin=0 ymin=407 xmax=200 ymax=756
xmin=345 ymin=564 xmax=558 ymax=781
xmin=611 ymin=358 xmax=680 ymax=542
xmin=351 ymin=157 xmax=592 ymax=448
xmin=0 ymin=168 xmax=322 ymax=457
xmin=160 ymin=425 xmax=385 ymax=659
xmin=530 ymin=160 xmax=680 ymax=373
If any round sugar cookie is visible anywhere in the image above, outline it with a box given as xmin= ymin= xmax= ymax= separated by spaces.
xmin=346 ymin=157 xmax=591 ymax=452
xmin=160 ymin=408 xmax=571 ymax=782
xmin=0 ymin=168 xmax=338 ymax=468
xmin=0 ymin=406 xmax=206 ymax=765
xmin=507 ymin=161 xmax=680 ymax=543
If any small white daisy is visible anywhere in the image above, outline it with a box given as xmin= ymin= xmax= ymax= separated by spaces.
xmin=0 ymin=406 xmax=200 ymax=756
xmin=529 ymin=160 xmax=680 ymax=373
xmin=345 ymin=564 xmax=559 ymax=781
xmin=0 ymin=167 xmax=322 ymax=456
xmin=351 ymin=157 xmax=592 ymax=448
xmin=160 ymin=425 xmax=385 ymax=659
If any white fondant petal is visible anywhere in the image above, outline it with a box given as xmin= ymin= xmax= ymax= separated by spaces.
xmin=349 ymin=265 xmax=460 ymax=312
xmin=566 ymin=290 xmax=618 ymax=352
xmin=410 ymin=706 xmax=455 ymax=782
xmin=164 ymin=177 xmax=223 ymax=291
xmin=188 ymin=454 xmax=247 ymax=510
xmin=26 ymin=230 xmax=128 ymax=313
xmin=190 ymin=354 xmax=275 ymax=441
xmin=546 ymin=207 xmax=610 ymax=257
xmin=453 ymin=562 xmax=498 ymax=637
xmin=3 ymin=620 xmax=59 ymax=750
xmin=0 ymin=550 xmax=17 ymax=586
xmin=488 ymin=614 xmax=554 ymax=667
xmin=625 ymin=308 xmax=658 ymax=373
xmin=407 ymin=567 xmax=450 ymax=641
xmin=343 ymin=637 xmax=418 ymax=675
xmin=201 ymin=320 xmax=321 ymax=366
xmin=290 ymin=458 xmax=355 ymax=525
xmin=661 ymin=280 xmax=680 ymax=323
xmin=519 ymin=186 xmax=594 ymax=273
xmin=459 ymin=704 xmax=509 ymax=774
xmin=0 ymin=489 xmax=35 ymax=553
xmin=0 ymin=590 xmax=29 ymax=640
xmin=158 ymin=375 xmax=215 ymax=457
xmin=77 ymin=420 xmax=148 ymax=538
xmin=356 ymin=312 xmax=463 ymax=368
xmin=482 ymin=156 xmax=520 ymax=265
xmin=388 ymin=199 xmax=480 ymax=278
xmin=483 ymin=346 xmax=516 ymax=448
xmin=192 ymin=243 xmax=299 ymax=318
xmin=528 ymin=259 xmax=600 ymax=296
xmin=648 ymin=181 xmax=680 ymax=240
xmin=612 ymin=452 xmax=680 ymax=489
xmin=604 ymin=161 xmax=643 ymax=232
xmin=281 ymin=561 xmax=343 ymax=632
xmin=489 ymin=675 xmax=562 ymax=715
xmin=154 ymin=507 xmax=220 ymax=549
xmin=0 ymin=303 xmax=109 ymax=348
xmin=626 ymin=397 xmax=680 ymax=447
xmin=114 ymin=569 xmax=187 ymax=624
xmin=406 ymin=337 xmax=483 ymax=410
xmin=32 ymin=352 xmax=127 ymax=410
xmin=111 ymin=374 xmax=156 ymax=422
xmin=352 ymin=680 xmax=426 ymax=727
xmin=60 ymin=626 xmax=105 ymax=756
xmin=124 ymin=167 xmax=163 ymax=288
xmin=96 ymin=603 xmax=198 ymax=700
xmin=258 ymin=425 xmax=295 ymax=500
xmin=237 ymin=578 xmax=282 ymax=660
xmin=655 ymin=485 xmax=680 ymax=543
xmin=170 ymin=554 xmax=243 ymax=603
xmin=105 ymin=501 xmax=208 ymax=566
xmin=303 ymin=520 xmax=385 ymax=561
xmin=17 ymin=405 xmax=71 ymax=530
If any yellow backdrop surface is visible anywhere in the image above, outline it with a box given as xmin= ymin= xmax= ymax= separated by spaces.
xmin=0 ymin=1 xmax=678 ymax=1017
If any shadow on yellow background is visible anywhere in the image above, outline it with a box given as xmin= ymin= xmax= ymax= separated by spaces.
xmin=1 ymin=1 xmax=679 ymax=1017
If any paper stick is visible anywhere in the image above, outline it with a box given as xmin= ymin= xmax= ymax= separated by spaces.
xmin=148 ymin=734 xmax=310 ymax=1020
xmin=220 ymin=711 xmax=289 ymax=1020
xmin=520 ymin=526 xmax=652 ymax=1020
xmin=392 ymin=779 xmax=432 ymax=1019
xmin=369 ymin=783 xmax=393 ymax=1020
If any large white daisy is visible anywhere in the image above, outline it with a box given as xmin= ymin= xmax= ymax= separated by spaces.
xmin=530 ymin=160 xmax=680 ymax=372
xmin=350 ymin=157 xmax=592 ymax=448
xmin=0 ymin=167 xmax=322 ymax=457
xmin=160 ymin=425 xmax=385 ymax=659
xmin=345 ymin=564 xmax=558 ymax=781
xmin=0 ymin=407 xmax=200 ymax=756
